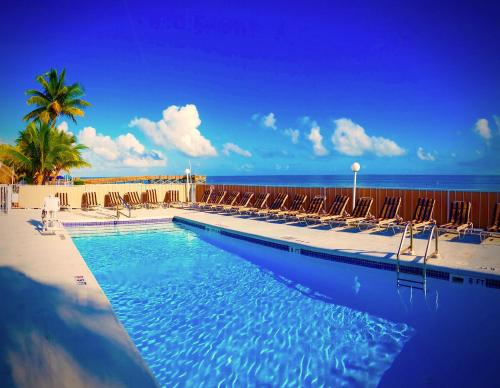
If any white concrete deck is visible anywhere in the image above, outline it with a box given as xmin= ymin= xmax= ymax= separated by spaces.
xmin=1 ymin=205 xmax=499 ymax=386
xmin=166 ymin=208 xmax=500 ymax=280
xmin=0 ymin=209 xmax=158 ymax=388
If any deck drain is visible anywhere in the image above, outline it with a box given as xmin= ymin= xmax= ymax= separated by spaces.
xmin=74 ymin=275 xmax=87 ymax=285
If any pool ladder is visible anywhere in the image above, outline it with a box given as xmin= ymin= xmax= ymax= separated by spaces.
xmin=396 ymin=223 xmax=440 ymax=294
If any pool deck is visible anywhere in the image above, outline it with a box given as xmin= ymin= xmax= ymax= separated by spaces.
xmin=1 ymin=206 xmax=499 ymax=387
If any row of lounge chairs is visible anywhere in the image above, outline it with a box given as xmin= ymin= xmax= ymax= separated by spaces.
xmin=191 ymin=189 xmax=500 ymax=238
xmin=78 ymin=189 xmax=182 ymax=210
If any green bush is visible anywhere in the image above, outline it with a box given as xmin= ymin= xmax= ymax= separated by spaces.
xmin=73 ymin=180 xmax=85 ymax=185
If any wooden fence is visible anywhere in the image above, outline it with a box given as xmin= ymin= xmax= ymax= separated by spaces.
xmin=196 ymin=184 xmax=500 ymax=229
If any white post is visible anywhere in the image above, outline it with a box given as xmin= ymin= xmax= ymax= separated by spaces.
xmin=351 ymin=162 xmax=360 ymax=211
xmin=352 ymin=171 xmax=357 ymax=211
xmin=184 ymin=168 xmax=191 ymax=202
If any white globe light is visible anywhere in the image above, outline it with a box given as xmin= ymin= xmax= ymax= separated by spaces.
xmin=351 ymin=162 xmax=360 ymax=173
xmin=184 ymin=168 xmax=191 ymax=175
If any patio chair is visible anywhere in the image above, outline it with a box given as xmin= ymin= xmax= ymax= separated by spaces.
xmin=224 ymin=192 xmax=254 ymax=212
xmin=237 ymin=193 xmax=270 ymax=214
xmin=82 ymin=192 xmax=100 ymax=210
xmin=306 ymin=195 xmax=349 ymax=224
xmin=332 ymin=197 xmax=373 ymax=228
xmin=211 ymin=191 xmax=240 ymax=211
xmin=274 ymin=194 xmax=308 ymax=218
xmin=481 ymin=202 xmax=500 ymax=241
xmin=192 ymin=189 xmax=213 ymax=208
xmin=124 ymin=191 xmax=143 ymax=209
xmin=145 ymin=189 xmax=161 ymax=208
xmin=294 ymin=195 xmax=326 ymax=222
xmin=439 ymin=200 xmax=472 ymax=237
xmin=106 ymin=192 xmax=123 ymax=209
xmin=360 ymin=196 xmax=401 ymax=229
xmin=254 ymin=193 xmax=288 ymax=217
xmin=56 ymin=192 xmax=71 ymax=210
xmin=200 ymin=191 xmax=226 ymax=210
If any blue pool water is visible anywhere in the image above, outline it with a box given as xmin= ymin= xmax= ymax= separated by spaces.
xmin=71 ymin=223 xmax=500 ymax=387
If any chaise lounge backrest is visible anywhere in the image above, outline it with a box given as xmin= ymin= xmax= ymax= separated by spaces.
xmin=269 ymin=193 xmax=288 ymax=210
xmin=352 ymin=197 xmax=373 ymax=218
xmin=198 ymin=189 xmax=212 ymax=203
xmin=378 ymin=197 xmax=401 ymax=220
xmin=447 ymin=201 xmax=471 ymax=226
xmin=489 ymin=203 xmax=500 ymax=231
xmin=305 ymin=195 xmax=325 ymax=214
xmin=412 ymin=198 xmax=435 ymax=223
xmin=56 ymin=192 xmax=69 ymax=207
xmin=237 ymin=192 xmax=254 ymax=207
xmin=288 ymin=194 xmax=307 ymax=211
xmin=328 ymin=195 xmax=349 ymax=216
xmin=252 ymin=193 xmax=270 ymax=209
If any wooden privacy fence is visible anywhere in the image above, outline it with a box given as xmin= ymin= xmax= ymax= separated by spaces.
xmin=196 ymin=184 xmax=500 ymax=229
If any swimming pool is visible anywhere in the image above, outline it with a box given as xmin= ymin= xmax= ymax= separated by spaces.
xmin=70 ymin=221 xmax=500 ymax=387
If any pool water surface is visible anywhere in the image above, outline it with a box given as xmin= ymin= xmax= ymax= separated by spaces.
xmin=70 ymin=222 xmax=500 ymax=387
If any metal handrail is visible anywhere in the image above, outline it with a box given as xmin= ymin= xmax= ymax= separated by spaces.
xmin=424 ymin=225 xmax=440 ymax=262
xmin=116 ymin=194 xmax=131 ymax=219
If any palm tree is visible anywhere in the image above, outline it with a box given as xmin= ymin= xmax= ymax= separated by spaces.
xmin=23 ymin=69 xmax=91 ymax=125
xmin=0 ymin=121 xmax=90 ymax=184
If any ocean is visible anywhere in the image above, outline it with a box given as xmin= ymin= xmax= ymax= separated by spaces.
xmin=206 ymin=175 xmax=500 ymax=191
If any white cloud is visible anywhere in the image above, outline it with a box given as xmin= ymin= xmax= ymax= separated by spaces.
xmin=78 ymin=127 xmax=167 ymax=168
xmin=417 ymin=147 xmax=436 ymax=161
xmin=307 ymin=125 xmax=328 ymax=156
xmin=252 ymin=112 xmax=277 ymax=129
xmin=222 ymin=142 xmax=252 ymax=157
xmin=474 ymin=118 xmax=492 ymax=141
xmin=263 ymin=113 xmax=277 ymax=129
xmin=283 ymin=128 xmax=300 ymax=144
xmin=57 ymin=121 xmax=73 ymax=136
xmin=130 ymin=104 xmax=217 ymax=157
xmin=331 ymin=118 xmax=405 ymax=157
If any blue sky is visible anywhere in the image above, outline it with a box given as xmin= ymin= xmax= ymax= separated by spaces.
xmin=1 ymin=0 xmax=499 ymax=176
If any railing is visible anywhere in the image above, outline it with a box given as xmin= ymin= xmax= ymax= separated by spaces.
xmin=116 ymin=194 xmax=131 ymax=219
xmin=396 ymin=223 xmax=439 ymax=294
xmin=196 ymin=184 xmax=500 ymax=229
xmin=0 ymin=184 xmax=12 ymax=214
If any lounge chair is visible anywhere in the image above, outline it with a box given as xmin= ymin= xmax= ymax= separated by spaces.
xmin=237 ymin=193 xmax=270 ymax=214
xmin=306 ymin=195 xmax=349 ymax=224
xmin=56 ymin=192 xmax=71 ymax=210
xmin=439 ymin=201 xmax=472 ymax=237
xmin=161 ymin=190 xmax=180 ymax=207
xmin=199 ymin=191 xmax=226 ymax=210
xmin=253 ymin=193 xmax=288 ymax=217
xmin=224 ymin=192 xmax=254 ymax=212
xmin=82 ymin=192 xmax=100 ymax=210
xmin=145 ymin=189 xmax=161 ymax=208
xmin=211 ymin=191 xmax=240 ymax=211
xmin=274 ymin=194 xmax=308 ymax=218
xmin=293 ymin=195 xmax=326 ymax=222
xmin=481 ymin=202 xmax=500 ymax=241
xmin=192 ymin=189 xmax=213 ymax=208
xmin=168 ymin=190 xmax=184 ymax=207
xmin=332 ymin=197 xmax=373 ymax=228
xmin=360 ymin=196 xmax=401 ymax=229
xmin=106 ymin=192 xmax=123 ymax=209
xmin=124 ymin=191 xmax=143 ymax=209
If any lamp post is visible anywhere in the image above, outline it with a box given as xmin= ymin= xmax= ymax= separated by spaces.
xmin=184 ymin=168 xmax=191 ymax=202
xmin=351 ymin=162 xmax=360 ymax=211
